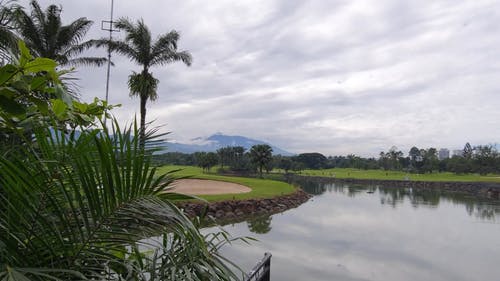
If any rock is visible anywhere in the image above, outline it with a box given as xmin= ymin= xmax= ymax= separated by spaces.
xmin=215 ymin=210 xmax=225 ymax=218
xmin=175 ymin=189 xmax=312 ymax=222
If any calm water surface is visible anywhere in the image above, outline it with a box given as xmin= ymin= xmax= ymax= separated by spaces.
xmin=208 ymin=181 xmax=500 ymax=281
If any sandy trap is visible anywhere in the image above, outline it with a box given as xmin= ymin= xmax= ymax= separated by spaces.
xmin=169 ymin=179 xmax=252 ymax=195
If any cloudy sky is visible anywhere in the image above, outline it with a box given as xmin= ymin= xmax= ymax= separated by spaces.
xmin=19 ymin=0 xmax=500 ymax=157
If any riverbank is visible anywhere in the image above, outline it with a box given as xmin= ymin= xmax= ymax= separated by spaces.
xmin=286 ymin=174 xmax=500 ymax=199
xmin=159 ymin=165 xmax=311 ymax=221
xmin=176 ymin=189 xmax=311 ymax=222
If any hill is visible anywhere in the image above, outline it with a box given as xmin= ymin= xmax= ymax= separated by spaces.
xmin=162 ymin=133 xmax=293 ymax=156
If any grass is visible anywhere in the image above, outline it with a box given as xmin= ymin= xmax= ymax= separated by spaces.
xmin=156 ymin=165 xmax=297 ymax=202
xmin=287 ymin=168 xmax=500 ymax=183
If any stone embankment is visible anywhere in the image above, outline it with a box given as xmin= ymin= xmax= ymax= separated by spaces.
xmin=176 ymin=189 xmax=311 ymax=221
xmin=287 ymin=174 xmax=500 ymax=199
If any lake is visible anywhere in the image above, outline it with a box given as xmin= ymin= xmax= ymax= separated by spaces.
xmin=209 ymin=180 xmax=500 ymax=281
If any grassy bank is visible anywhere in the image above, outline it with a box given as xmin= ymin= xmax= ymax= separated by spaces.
xmin=157 ymin=165 xmax=297 ymax=201
xmin=289 ymin=168 xmax=500 ymax=183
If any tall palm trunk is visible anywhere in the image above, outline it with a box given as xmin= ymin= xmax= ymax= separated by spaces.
xmin=139 ymin=94 xmax=147 ymax=147
xmin=139 ymin=66 xmax=149 ymax=148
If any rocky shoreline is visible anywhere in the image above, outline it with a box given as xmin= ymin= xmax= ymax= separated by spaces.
xmin=176 ymin=189 xmax=311 ymax=222
xmin=286 ymin=174 xmax=500 ymax=199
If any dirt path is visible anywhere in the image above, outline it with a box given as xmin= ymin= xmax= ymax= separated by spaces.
xmin=168 ymin=179 xmax=251 ymax=195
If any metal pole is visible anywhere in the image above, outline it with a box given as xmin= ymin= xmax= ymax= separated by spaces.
xmin=104 ymin=0 xmax=114 ymax=104
xmin=101 ymin=0 xmax=119 ymax=126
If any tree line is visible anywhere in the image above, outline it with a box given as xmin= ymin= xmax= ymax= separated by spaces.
xmin=155 ymin=142 xmax=500 ymax=175
xmin=154 ymin=144 xmax=275 ymax=177
xmin=377 ymin=143 xmax=500 ymax=175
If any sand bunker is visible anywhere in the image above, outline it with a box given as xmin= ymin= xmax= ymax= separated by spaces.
xmin=168 ymin=179 xmax=252 ymax=195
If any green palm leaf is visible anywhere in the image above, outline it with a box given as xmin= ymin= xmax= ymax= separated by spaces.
xmin=0 ymin=117 xmax=243 ymax=280
xmin=13 ymin=1 xmax=106 ymax=67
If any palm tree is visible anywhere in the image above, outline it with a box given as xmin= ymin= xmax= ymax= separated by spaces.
xmin=0 ymin=0 xmax=19 ymax=63
xmin=0 ymin=52 xmax=245 ymax=280
xmin=14 ymin=0 xmax=106 ymax=66
xmin=249 ymin=144 xmax=273 ymax=177
xmin=97 ymin=18 xmax=192 ymax=143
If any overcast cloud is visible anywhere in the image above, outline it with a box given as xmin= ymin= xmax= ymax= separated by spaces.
xmin=19 ymin=0 xmax=500 ymax=156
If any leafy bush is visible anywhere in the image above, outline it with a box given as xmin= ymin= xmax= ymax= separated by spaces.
xmin=0 ymin=42 xmax=245 ymax=281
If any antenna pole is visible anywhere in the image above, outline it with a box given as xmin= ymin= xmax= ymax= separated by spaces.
xmin=103 ymin=0 xmax=118 ymax=104
xmin=101 ymin=0 xmax=119 ymax=125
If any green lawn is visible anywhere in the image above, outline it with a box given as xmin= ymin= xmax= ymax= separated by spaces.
xmin=289 ymin=168 xmax=500 ymax=183
xmin=156 ymin=165 xmax=297 ymax=201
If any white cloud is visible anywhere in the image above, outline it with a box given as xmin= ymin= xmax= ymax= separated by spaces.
xmin=20 ymin=0 xmax=500 ymax=156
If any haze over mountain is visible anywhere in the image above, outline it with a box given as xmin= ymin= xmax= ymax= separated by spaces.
xmin=162 ymin=133 xmax=293 ymax=156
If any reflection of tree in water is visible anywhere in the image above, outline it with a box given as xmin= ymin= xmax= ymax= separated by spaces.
xmin=294 ymin=179 xmax=326 ymax=195
xmin=379 ymin=188 xmax=407 ymax=208
xmin=293 ymin=177 xmax=500 ymax=221
xmin=466 ymin=203 xmax=499 ymax=220
xmin=378 ymin=188 xmax=441 ymax=208
xmin=449 ymin=194 xmax=500 ymax=221
xmin=379 ymin=187 xmax=500 ymax=221
xmin=293 ymin=178 xmax=365 ymax=196
xmin=410 ymin=190 xmax=441 ymax=208
xmin=247 ymin=215 xmax=272 ymax=234
xmin=346 ymin=184 xmax=368 ymax=197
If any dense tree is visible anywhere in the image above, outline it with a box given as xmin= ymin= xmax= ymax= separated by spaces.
xmin=408 ymin=146 xmax=424 ymax=172
xmin=194 ymin=151 xmax=218 ymax=172
xmin=227 ymin=146 xmax=248 ymax=171
xmin=153 ymin=152 xmax=195 ymax=166
xmin=473 ymin=145 xmax=498 ymax=175
xmin=274 ymin=155 xmax=293 ymax=173
xmin=249 ymin=144 xmax=273 ymax=177
xmin=379 ymin=151 xmax=390 ymax=170
xmin=421 ymin=147 xmax=439 ymax=173
xmin=447 ymin=155 xmax=472 ymax=174
xmin=97 ymin=18 xmax=191 ymax=144
xmin=217 ymin=146 xmax=232 ymax=169
xmin=294 ymin=152 xmax=328 ymax=169
xmin=14 ymin=0 xmax=106 ymax=66
xmin=388 ymin=146 xmax=404 ymax=170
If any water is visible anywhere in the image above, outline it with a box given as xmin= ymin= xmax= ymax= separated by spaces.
xmin=209 ymin=180 xmax=500 ymax=281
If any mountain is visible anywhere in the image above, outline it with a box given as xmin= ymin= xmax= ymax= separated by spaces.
xmin=161 ymin=133 xmax=293 ymax=156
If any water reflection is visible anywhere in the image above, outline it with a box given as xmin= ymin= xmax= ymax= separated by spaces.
xmin=216 ymin=179 xmax=500 ymax=281
xmin=293 ymin=178 xmax=500 ymax=221
xmin=247 ymin=215 xmax=272 ymax=234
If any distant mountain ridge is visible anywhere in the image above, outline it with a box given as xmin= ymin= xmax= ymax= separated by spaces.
xmin=161 ymin=133 xmax=293 ymax=156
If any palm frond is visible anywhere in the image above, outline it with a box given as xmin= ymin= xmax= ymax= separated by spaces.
xmin=43 ymin=4 xmax=61 ymax=57
xmin=90 ymin=38 xmax=138 ymax=62
xmin=13 ymin=1 xmax=101 ymax=67
xmin=115 ymin=18 xmax=152 ymax=66
xmin=67 ymin=57 xmax=107 ymax=67
xmin=15 ymin=6 xmax=43 ymax=57
xmin=58 ymin=17 xmax=93 ymax=46
xmin=1 ymin=116 xmax=241 ymax=280
xmin=152 ymin=31 xmax=179 ymax=56
xmin=0 ymin=1 xmax=19 ymax=58
xmin=151 ymin=50 xmax=192 ymax=67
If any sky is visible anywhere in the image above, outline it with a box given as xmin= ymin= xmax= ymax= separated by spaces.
xmin=18 ymin=0 xmax=500 ymax=157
